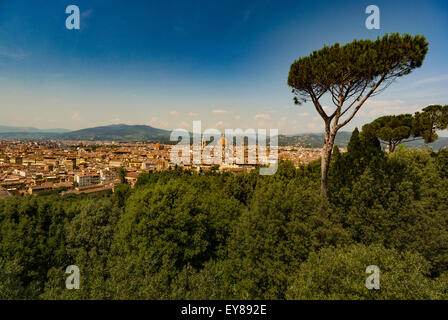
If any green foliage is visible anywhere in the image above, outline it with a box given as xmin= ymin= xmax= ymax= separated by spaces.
xmin=0 ymin=155 xmax=447 ymax=300
xmin=361 ymin=105 xmax=448 ymax=151
xmin=362 ymin=114 xmax=414 ymax=151
xmin=413 ymin=105 xmax=448 ymax=144
xmin=330 ymin=128 xmax=385 ymax=204
xmin=106 ymin=176 xmax=242 ymax=299
xmin=286 ymin=244 xmax=445 ymax=299
xmin=288 ymin=33 xmax=428 ymax=105
xmin=433 ymin=149 xmax=448 ymax=179
xmin=221 ymin=176 xmax=351 ymax=299
xmin=41 ymin=197 xmax=121 ymax=299
xmin=330 ymin=133 xmax=448 ymax=277
xmin=0 ymin=258 xmax=27 ymax=299
xmin=288 ymin=33 xmax=428 ymax=198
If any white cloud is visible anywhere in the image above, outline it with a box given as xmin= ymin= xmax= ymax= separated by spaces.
xmin=254 ymin=113 xmax=271 ymax=120
xmin=81 ymin=8 xmax=93 ymax=18
xmin=298 ymin=112 xmax=309 ymax=117
xmin=212 ymin=109 xmax=228 ymax=114
xmin=307 ymin=121 xmax=324 ymax=131
xmin=179 ymin=121 xmax=190 ymax=128
xmin=256 ymin=120 xmax=266 ymax=127
xmin=170 ymin=111 xmax=178 ymax=116
xmin=277 ymin=116 xmax=288 ymax=127
xmin=416 ymin=74 xmax=448 ymax=85
xmin=364 ymin=99 xmax=405 ymax=108
xmin=322 ymin=105 xmax=333 ymax=114
xmin=147 ymin=117 xmax=168 ymax=128
xmin=0 ymin=47 xmax=29 ymax=60
xmin=307 ymin=123 xmax=317 ymax=130
xmin=364 ymin=99 xmax=419 ymax=116
xmin=147 ymin=116 xmax=158 ymax=124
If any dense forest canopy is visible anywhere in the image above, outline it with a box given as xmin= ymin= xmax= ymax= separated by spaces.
xmin=1 ymin=130 xmax=447 ymax=299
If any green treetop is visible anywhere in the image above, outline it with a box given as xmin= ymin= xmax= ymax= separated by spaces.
xmin=288 ymin=33 xmax=428 ymax=197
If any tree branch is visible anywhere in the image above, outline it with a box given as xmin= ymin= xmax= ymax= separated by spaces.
xmin=309 ymin=88 xmax=329 ymax=120
xmin=339 ymin=81 xmax=369 ymax=119
xmin=336 ymin=74 xmax=386 ymax=130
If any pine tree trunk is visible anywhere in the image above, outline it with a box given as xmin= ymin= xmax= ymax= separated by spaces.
xmin=320 ymin=147 xmax=330 ymax=197
xmin=320 ymin=131 xmax=336 ymax=199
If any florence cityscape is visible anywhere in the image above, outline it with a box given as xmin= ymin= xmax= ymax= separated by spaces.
xmin=0 ymin=0 xmax=448 ymax=309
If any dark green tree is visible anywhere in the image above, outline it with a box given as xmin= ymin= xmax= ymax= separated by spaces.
xmin=41 ymin=197 xmax=121 ymax=299
xmin=221 ymin=174 xmax=350 ymax=299
xmin=0 ymin=258 xmax=27 ymax=299
xmin=413 ymin=105 xmax=448 ymax=146
xmin=329 ymin=128 xmax=385 ymax=207
xmin=362 ymin=114 xmax=414 ymax=152
xmin=335 ymin=147 xmax=448 ymax=276
xmin=107 ymin=178 xmax=242 ymax=299
xmin=286 ymin=244 xmax=444 ymax=299
xmin=287 ymin=33 xmax=428 ymax=197
xmin=434 ymin=149 xmax=448 ymax=179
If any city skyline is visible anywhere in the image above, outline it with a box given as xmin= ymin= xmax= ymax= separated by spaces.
xmin=1 ymin=0 xmax=448 ymax=134
xmin=1 ymin=1 xmax=448 ymax=303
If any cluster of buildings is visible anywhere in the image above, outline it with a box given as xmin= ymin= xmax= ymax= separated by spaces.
xmin=0 ymin=140 xmax=168 ymax=197
xmin=278 ymin=146 xmax=324 ymax=167
xmin=0 ymin=139 xmax=325 ymax=198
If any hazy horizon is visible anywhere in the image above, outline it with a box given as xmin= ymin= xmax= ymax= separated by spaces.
xmin=0 ymin=122 xmax=356 ymax=136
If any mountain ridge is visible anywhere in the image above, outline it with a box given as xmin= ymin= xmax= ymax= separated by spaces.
xmin=0 ymin=124 xmax=172 ymax=142
xmin=0 ymin=124 xmax=447 ymax=149
xmin=0 ymin=125 xmax=69 ymax=133
xmin=64 ymin=124 xmax=171 ymax=141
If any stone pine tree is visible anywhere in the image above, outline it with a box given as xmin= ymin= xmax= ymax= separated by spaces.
xmin=413 ymin=105 xmax=448 ymax=147
xmin=287 ymin=33 xmax=428 ymax=197
xmin=362 ymin=114 xmax=414 ymax=152
xmin=361 ymin=105 xmax=448 ymax=151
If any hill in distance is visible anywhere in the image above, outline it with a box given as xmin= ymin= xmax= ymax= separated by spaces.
xmin=0 ymin=124 xmax=447 ymax=149
xmin=63 ymin=124 xmax=171 ymax=142
xmin=0 ymin=124 xmax=172 ymax=142
xmin=277 ymin=132 xmax=352 ymax=148
xmin=0 ymin=125 xmax=69 ymax=133
xmin=277 ymin=132 xmax=448 ymax=150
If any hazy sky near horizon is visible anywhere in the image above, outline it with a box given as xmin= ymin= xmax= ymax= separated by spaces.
xmin=1 ymin=0 xmax=448 ymax=135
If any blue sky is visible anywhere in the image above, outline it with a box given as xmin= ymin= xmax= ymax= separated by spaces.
xmin=0 ymin=0 xmax=447 ymax=134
